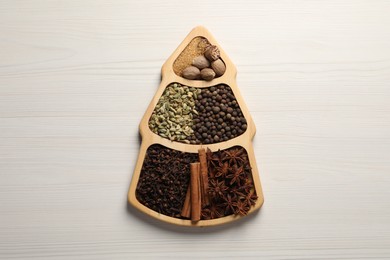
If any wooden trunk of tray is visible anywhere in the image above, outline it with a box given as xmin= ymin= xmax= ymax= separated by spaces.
xmin=128 ymin=26 xmax=264 ymax=227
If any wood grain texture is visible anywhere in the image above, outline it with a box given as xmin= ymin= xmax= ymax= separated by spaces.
xmin=1 ymin=0 xmax=390 ymax=259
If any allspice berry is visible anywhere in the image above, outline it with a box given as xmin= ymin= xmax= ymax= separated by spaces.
xmin=193 ymin=84 xmax=247 ymax=144
xmin=200 ymin=68 xmax=216 ymax=81
xmin=204 ymin=45 xmax=220 ymax=61
xmin=192 ymin=55 xmax=210 ymax=70
xmin=211 ymin=59 xmax=226 ymax=77
xmin=182 ymin=66 xmax=200 ymax=80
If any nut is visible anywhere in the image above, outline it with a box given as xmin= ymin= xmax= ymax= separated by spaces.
xmin=192 ymin=55 xmax=210 ymax=69
xmin=200 ymin=68 xmax=216 ymax=81
xmin=211 ymin=59 xmax=226 ymax=77
xmin=204 ymin=45 xmax=220 ymax=61
xmin=182 ymin=66 xmax=200 ymax=80
xmin=198 ymin=38 xmax=211 ymax=49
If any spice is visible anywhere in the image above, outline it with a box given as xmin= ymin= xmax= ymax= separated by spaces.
xmin=201 ymin=146 xmax=257 ymax=219
xmin=182 ymin=66 xmax=200 ymax=80
xmin=193 ymin=85 xmax=247 ymax=144
xmin=200 ymin=68 xmax=216 ymax=81
xmin=204 ymin=45 xmax=220 ymax=61
xmin=192 ymin=55 xmax=210 ymax=69
xmin=198 ymin=148 xmax=209 ymax=206
xmin=175 ymin=37 xmax=225 ymax=80
xmin=190 ymin=162 xmax=201 ymax=222
xmin=173 ymin=37 xmax=211 ymax=76
xmin=150 ymin=83 xmax=247 ymax=144
xmin=148 ymin=83 xmax=201 ymax=143
xmin=137 ymin=145 xmax=256 ymax=220
xmin=181 ymin=185 xmax=191 ymax=218
xmin=210 ymin=59 xmax=226 ymax=76
xmin=136 ymin=144 xmax=198 ymax=217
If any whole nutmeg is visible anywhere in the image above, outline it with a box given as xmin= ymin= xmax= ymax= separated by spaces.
xmin=211 ymin=59 xmax=226 ymax=76
xmin=204 ymin=45 xmax=220 ymax=61
xmin=192 ymin=55 xmax=210 ymax=69
xmin=200 ymin=68 xmax=216 ymax=81
xmin=182 ymin=66 xmax=200 ymax=80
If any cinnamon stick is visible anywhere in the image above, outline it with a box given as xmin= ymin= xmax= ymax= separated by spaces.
xmin=190 ymin=162 xmax=201 ymax=222
xmin=180 ymin=184 xmax=191 ymax=218
xmin=198 ymin=148 xmax=210 ymax=206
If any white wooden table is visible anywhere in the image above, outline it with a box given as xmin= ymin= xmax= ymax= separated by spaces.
xmin=1 ymin=1 xmax=390 ymax=259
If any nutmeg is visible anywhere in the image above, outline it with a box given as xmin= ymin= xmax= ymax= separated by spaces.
xmin=211 ymin=59 xmax=226 ymax=77
xmin=200 ymin=68 xmax=216 ymax=81
xmin=192 ymin=55 xmax=210 ymax=70
xmin=204 ymin=45 xmax=220 ymax=61
xmin=182 ymin=66 xmax=200 ymax=80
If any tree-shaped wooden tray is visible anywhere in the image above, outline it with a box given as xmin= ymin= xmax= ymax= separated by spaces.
xmin=128 ymin=26 xmax=264 ymax=227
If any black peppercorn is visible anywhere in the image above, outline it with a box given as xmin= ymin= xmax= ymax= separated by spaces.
xmin=192 ymin=84 xmax=248 ymax=144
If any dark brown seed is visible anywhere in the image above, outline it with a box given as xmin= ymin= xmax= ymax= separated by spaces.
xmin=136 ymin=144 xmax=198 ymax=217
xmin=191 ymin=84 xmax=248 ymax=144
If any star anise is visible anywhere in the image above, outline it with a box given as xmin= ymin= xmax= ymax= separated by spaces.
xmin=245 ymin=192 xmax=258 ymax=206
xmin=206 ymin=148 xmax=214 ymax=161
xmin=208 ymin=179 xmax=228 ymax=199
xmin=209 ymin=203 xmax=224 ymax=219
xmin=202 ymin=203 xmax=224 ymax=219
xmin=238 ymin=178 xmax=254 ymax=193
xmin=201 ymin=208 xmax=212 ymax=220
xmin=229 ymin=186 xmax=247 ymax=199
xmin=202 ymin=146 xmax=257 ymax=219
xmin=222 ymin=194 xmax=237 ymax=215
xmin=215 ymin=161 xmax=229 ymax=178
xmin=207 ymin=148 xmax=221 ymax=167
xmin=232 ymin=199 xmax=250 ymax=216
xmin=223 ymin=148 xmax=244 ymax=166
xmin=226 ymin=165 xmax=245 ymax=185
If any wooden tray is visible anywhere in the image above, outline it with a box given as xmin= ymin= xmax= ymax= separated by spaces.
xmin=128 ymin=26 xmax=264 ymax=227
